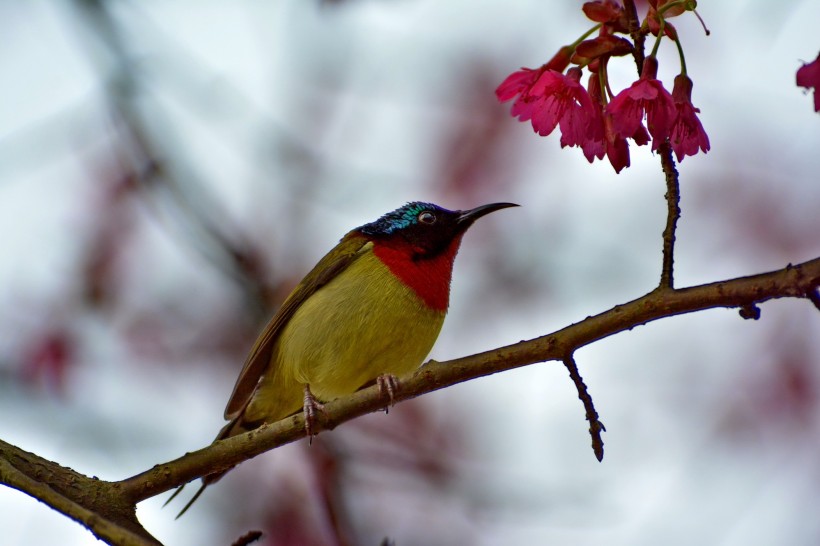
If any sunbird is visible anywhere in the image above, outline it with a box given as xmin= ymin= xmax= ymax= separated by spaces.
xmin=169 ymin=201 xmax=517 ymax=516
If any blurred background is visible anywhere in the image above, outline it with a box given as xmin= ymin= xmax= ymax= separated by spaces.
xmin=2 ymin=1 xmax=820 ymax=545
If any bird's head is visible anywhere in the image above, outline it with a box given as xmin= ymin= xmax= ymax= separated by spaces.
xmin=358 ymin=201 xmax=518 ymax=259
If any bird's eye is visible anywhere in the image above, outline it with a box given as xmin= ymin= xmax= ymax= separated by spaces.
xmin=418 ymin=211 xmax=436 ymax=224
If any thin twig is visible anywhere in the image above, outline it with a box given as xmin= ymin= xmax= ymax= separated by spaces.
xmin=623 ymin=0 xmax=645 ymax=72
xmin=72 ymin=0 xmax=275 ymax=318
xmin=658 ymin=141 xmax=681 ymax=289
xmin=562 ymin=353 xmax=605 ymax=461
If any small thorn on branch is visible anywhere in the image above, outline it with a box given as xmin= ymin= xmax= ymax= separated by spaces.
xmin=562 ymin=353 xmax=606 ymax=462
xmin=739 ymin=303 xmax=761 ymax=320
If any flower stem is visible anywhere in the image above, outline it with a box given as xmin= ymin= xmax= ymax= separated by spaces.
xmin=674 ymin=35 xmax=688 ymax=75
xmin=658 ymin=0 xmax=691 ymax=16
xmin=570 ymin=23 xmax=603 ymax=49
xmin=650 ymin=15 xmax=666 ymax=58
xmin=599 ymin=64 xmax=611 ymax=103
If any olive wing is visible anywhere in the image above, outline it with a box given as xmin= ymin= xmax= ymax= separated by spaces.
xmin=224 ymin=232 xmax=372 ymax=419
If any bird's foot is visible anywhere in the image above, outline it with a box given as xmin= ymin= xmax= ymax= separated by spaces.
xmin=376 ymin=374 xmax=400 ymax=413
xmin=303 ymin=384 xmax=326 ymax=444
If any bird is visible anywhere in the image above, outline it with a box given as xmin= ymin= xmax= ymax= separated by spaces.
xmin=167 ymin=201 xmax=518 ymax=516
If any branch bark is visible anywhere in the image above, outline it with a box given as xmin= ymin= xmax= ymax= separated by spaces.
xmin=0 ymin=440 xmax=161 ymax=545
xmin=658 ymin=141 xmax=681 ymax=288
xmin=3 ymin=256 xmax=817 ymax=545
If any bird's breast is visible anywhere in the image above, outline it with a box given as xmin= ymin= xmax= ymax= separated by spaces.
xmin=274 ymin=247 xmax=447 ymax=401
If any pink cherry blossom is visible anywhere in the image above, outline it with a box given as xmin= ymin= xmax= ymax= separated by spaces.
xmin=606 ymin=56 xmax=675 ymax=148
xmin=669 ymin=75 xmax=710 ymax=162
xmin=796 ymin=52 xmax=820 ymax=112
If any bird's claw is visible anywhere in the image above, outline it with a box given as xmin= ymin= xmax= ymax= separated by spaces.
xmin=303 ymin=384 xmax=326 ymax=443
xmin=376 ymin=374 xmax=400 ymax=412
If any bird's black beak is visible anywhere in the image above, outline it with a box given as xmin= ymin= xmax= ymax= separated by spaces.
xmin=456 ymin=202 xmax=519 ymax=227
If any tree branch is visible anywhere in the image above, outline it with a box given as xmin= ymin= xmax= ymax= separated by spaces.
xmin=71 ymin=0 xmax=276 ymax=318
xmin=122 ymin=256 xmax=820 ymax=502
xmin=658 ymin=141 xmax=681 ymax=289
xmin=0 ymin=439 xmax=161 ymax=545
xmin=562 ymin=353 xmax=606 ymax=461
xmin=2 ymin=257 xmax=819 ymax=544
xmin=624 ymin=0 xmax=646 ymax=72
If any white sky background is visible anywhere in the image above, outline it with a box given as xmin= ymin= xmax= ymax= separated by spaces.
xmin=2 ymin=1 xmax=820 ymax=545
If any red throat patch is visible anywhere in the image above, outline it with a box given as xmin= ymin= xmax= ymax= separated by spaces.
xmin=372 ymin=236 xmax=464 ymax=312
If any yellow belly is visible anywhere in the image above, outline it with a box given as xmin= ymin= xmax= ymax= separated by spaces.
xmin=244 ymin=249 xmax=446 ymax=423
